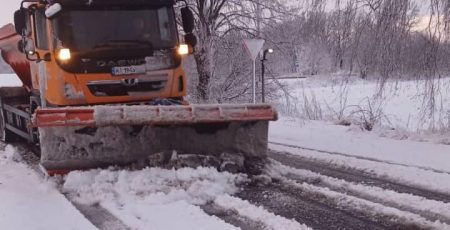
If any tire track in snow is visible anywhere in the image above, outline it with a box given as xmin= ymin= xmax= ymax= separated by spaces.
xmin=269 ymin=141 xmax=450 ymax=175
xmin=201 ymin=203 xmax=265 ymax=230
xmin=268 ymin=150 xmax=450 ymax=203
xmin=236 ymin=180 xmax=407 ymax=230
xmin=268 ymin=158 xmax=450 ymax=226
xmin=68 ymin=202 xmax=131 ymax=230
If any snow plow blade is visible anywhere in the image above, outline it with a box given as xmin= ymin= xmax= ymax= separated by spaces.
xmin=33 ymin=104 xmax=277 ymax=173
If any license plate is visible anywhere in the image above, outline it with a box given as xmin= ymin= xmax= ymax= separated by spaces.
xmin=112 ymin=65 xmax=145 ymax=76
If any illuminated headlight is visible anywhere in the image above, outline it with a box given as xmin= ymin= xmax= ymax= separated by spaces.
xmin=57 ymin=48 xmax=71 ymax=61
xmin=177 ymin=44 xmax=189 ymax=55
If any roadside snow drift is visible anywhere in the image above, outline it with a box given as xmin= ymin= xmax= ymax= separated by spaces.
xmin=63 ymin=167 xmax=247 ymax=230
xmin=0 ymin=145 xmax=96 ymax=230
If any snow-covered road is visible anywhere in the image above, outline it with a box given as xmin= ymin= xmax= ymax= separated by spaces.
xmin=3 ymin=137 xmax=450 ymax=229
xmin=270 ymin=119 xmax=450 ymax=195
xmin=0 ymin=144 xmax=310 ymax=230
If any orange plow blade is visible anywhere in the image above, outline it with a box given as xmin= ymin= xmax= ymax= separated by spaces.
xmin=33 ymin=104 xmax=277 ymax=173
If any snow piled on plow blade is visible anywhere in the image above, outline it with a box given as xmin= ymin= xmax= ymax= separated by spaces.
xmin=35 ymin=104 xmax=277 ymax=172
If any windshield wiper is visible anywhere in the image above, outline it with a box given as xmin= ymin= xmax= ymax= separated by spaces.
xmin=93 ymin=40 xmax=153 ymax=49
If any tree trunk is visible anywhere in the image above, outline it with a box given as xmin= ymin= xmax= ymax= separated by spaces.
xmin=194 ymin=40 xmax=213 ymax=102
xmin=194 ymin=50 xmax=212 ymax=102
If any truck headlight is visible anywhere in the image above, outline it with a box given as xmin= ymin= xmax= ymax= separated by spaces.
xmin=177 ymin=44 xmax=189 ymax=55
xmin=57 ymin=48 xmax=71 ymax=61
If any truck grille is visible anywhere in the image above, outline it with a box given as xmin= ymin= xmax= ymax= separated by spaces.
xmin=87 ymin=75 xmax=167 ymax=97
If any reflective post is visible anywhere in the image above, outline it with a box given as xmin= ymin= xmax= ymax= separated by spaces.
xmin=253 ymin=60 xmax=256 ymax=103
xmin=261 ymin=48 xmax=273 ymax=103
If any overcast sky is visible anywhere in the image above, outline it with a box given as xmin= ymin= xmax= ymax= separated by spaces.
xmin=0 ymin=1 xmax=21 ymax=28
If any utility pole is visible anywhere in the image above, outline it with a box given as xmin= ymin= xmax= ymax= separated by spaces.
xmin=256 ymin=0 xmax=261 ymax=102
xmin=256 ymin=0 xmax=261 ymax=37
xmin=261 ymin=48 xmax=273 ymax=103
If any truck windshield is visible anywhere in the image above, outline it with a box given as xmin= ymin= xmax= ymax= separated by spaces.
xmin=53 ymin=7 xmax=178 ymax=52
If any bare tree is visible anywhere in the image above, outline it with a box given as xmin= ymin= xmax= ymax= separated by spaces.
xmin=184 ymin=0 xmax=296 ymax=102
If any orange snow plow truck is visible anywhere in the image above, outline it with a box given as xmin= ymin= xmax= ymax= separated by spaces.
xmin=0 ymin=0 xmax=277 ymax=174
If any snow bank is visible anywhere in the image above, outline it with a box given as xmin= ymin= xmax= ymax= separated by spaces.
xmin=0 ymin=145 xmax=21 ymax=163
xmin=64 ymin=167 xmax=247 ymax=230
xmin=0 ymin=145 xmax=96 ymax=230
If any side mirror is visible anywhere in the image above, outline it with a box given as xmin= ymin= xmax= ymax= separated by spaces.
xmin=181 ymin=7 xmax=195 ymax=33
xmin=24 ymin=38 xmax=36 ymax=55
xmin=18 ymin=38 xmax=45 ymax=62
xmin=181 ymin=7 xmax=197 ymax=49
xmin=184 ymin=33 xmax=197 ymax=48
xmin=18 ymin=38 xmax=36 ymax=55
xmin=14 ymin=9 xmax=27 ymax=35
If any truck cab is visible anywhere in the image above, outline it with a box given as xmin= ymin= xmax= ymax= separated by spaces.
xmin=14 ymin=0 xmax=196 ymax=107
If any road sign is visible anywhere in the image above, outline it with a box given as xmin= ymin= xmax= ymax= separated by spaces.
xmin=244 ymin=39 xmax=265 ymax=61
xmin=243 ymin=39 xmax=265 ymax=104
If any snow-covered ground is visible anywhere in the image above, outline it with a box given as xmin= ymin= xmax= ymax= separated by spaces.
xmin=0 ymin=74 xmax=22 ymax=87
xmin=0 ymin=145 xmax=97 ymax=230
xmin=63 ymin=167 xmax=308 ymax=230
xmin=0 ymin=143 xmax=308 ymax=230
xmin=276 ymin=76 xmax=450 ymax=132
xmin=0 ymin=73 xmax=312 ymax=230
xmin=271 ymin=75 xmax=450 ymax=194
xmin=1 ymin=73 xmax=450 ymax=229
xmin=63 ymin=167 xmax=245 ymax=230
xmin=270 ymin=119 xmax=450 ymax=173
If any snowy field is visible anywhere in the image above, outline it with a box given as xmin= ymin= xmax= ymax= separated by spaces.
xmin=275 ymin=76 xmax=450 ymax=132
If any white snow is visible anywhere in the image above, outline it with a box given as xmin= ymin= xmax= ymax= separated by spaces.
xmin=270 ymin=119 xmax=450 ymax=173
xmin=269 ymin=120 xmax=450 ymax=194
xmin=63 ymin=167 xmax=247 ymax=230
xmin=0 ymin=145 xmax=97 ymax=230
xmin=276 ymin=76 xmax=450 ymax=131
xmin=268 ymin=161 xmax=450 ymax=223
xmin=268 ymin=75 xmax=450 ymax=197
xmin=2 ymin=72 xmax=450 ymax=228
xmin=0 ymin=74 xmax=22 ymax=87
xmin=215 ymin=195 xmax=311 ymax=230
xmin=287 ymin=178 xmax=450 ymax=229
